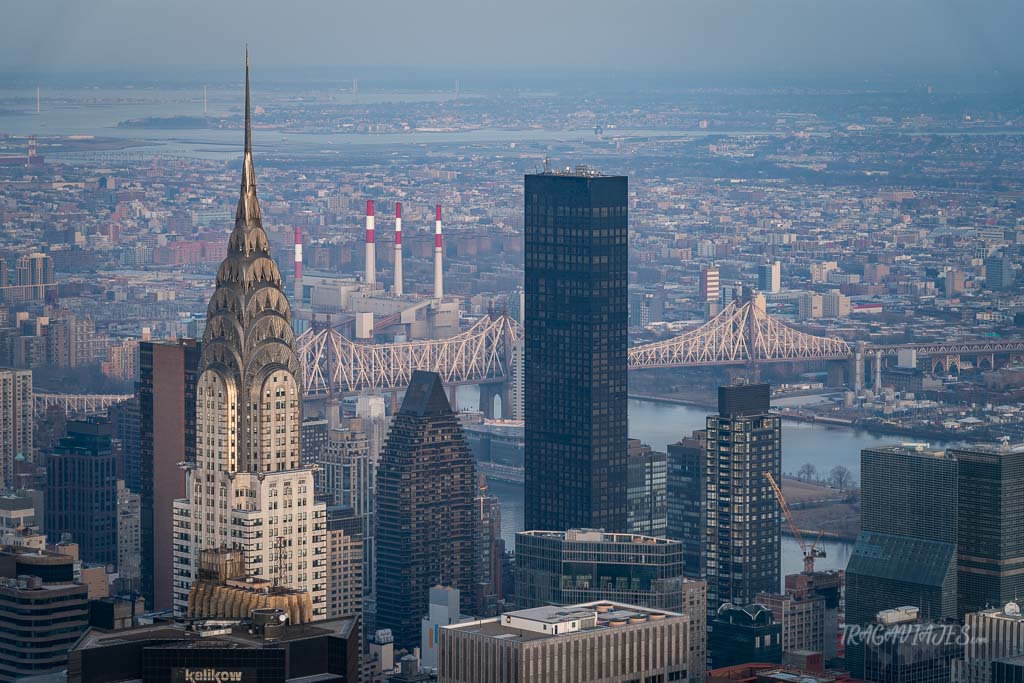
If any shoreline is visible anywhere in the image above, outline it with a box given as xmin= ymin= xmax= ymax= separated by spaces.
xmin=629 ymin=393 xmax=960 ymax=444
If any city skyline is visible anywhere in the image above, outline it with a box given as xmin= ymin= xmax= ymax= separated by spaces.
xmin=2 ymin=10 xmax=1024 ymax=680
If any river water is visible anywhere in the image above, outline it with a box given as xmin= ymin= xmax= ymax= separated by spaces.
xmin=481 ymin=397 xmax=921 ymax=586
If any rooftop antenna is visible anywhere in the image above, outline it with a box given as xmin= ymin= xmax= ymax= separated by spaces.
xmin=203 ymin=85 xmax=208 ymax=115
xmin=36 ymin=87 xmax=40 ymax=114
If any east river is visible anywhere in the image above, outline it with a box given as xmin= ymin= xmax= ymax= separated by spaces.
xmin=482 ymin=398 xmax=937 ymax=587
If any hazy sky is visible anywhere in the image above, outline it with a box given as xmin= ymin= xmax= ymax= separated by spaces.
xmin=3 ymin=0 xmax=1023 ymax=81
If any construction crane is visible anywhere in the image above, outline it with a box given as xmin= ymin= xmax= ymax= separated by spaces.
xmin=765 ymin=471 xmax=826 ymax=573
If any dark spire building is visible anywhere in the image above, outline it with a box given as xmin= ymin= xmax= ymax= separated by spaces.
xmin=523 ymin=169 xmax=629 ymax=533
xmin=375 ymin=370 xmax=477 ymax=650
xmin=171 ymin=52 xmax=327 ymax=618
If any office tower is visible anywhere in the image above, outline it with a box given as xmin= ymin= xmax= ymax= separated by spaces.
xmin=0 ymin=368 xmax=32 ymax=491
xmin=509 ymin=338 xmax=524 ymax=420
xmin=668 ymin=429 xmax=707 ymax=579
xmin=301 ymin=416 xmax=329 ymax=466
xmin=475 ymin=487 xmax=505 ymax=616
xmin=709 ymin=603 xmax=783 ymax=669
xmin=172 ymin=57 xmax=327 ymax=617
xmin=45 ymin=419 xmax=119 ymax=566
xmin=0 ymin=546 xmax=89 ymax=680
xmin=116 ymin=480 xmax=141 ymax=593
xmin=845 ymin=444 xmax=958 ymax=677
xmin=15 ymin=251 xmax=54 ymax=301
xmin=705 ymin=384 xmax=781 ymax=614
xmin=438 ymin=602 xmax=690 ymax=683
xmin=954 ymin=605 xmax=1024 ymax=683
xmin=108 ymin=397 xmax=141 ymax=493
xmin=954 ymin=443 xmax=1024 ymax=616
xmin=862 ymin=607 xmax=959 ymax=683
xmin=755 ymin=590 xmax=825 ymax=657
xmin=68 ymin=615 xmax=361 ymax=683
xmin=523 ymin=170 xmax=628 ymax=533
xmin=784 ymin=571 xmax=843 ymax=660
xmin=758 ymin=261 xmax=781 ymax=293
xmin=138 ymin=338 xmax=200 ymax=611
xmin=985 ymin=253 xmax=1015 ymax=290
xmin=317 ymin=418 xmax=375 ymax=604
xmin=627 ymin=439 xmax=667 ymax=537
xmin=515 ymin=529 xmax=686 ymax=612
xmin=701 ymin=266 xmax=720 ymax=303
xmin=375 ymin=370 xmax=477 ymax=649
xmin=326 ymin=505 xmax=363 ymax=620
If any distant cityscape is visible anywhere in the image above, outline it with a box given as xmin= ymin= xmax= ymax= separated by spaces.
xmin=0 ymin=32 xmax=1024 ymax=683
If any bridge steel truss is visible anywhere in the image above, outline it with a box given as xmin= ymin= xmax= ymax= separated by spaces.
xmin=34 ymin=392 xmax=132 ymax=417
xmin=295 ymin=314 xmax=522 ymax=396
xmin=627 ymin=298 xmax=853 ymax=369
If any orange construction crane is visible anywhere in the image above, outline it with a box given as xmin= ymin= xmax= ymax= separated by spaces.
xmin=765 ymin=471 xmax=825 ymax=573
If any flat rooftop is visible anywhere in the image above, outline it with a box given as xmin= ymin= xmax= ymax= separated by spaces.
xmin=74 ymin=617 xmax=357 ymax=652
xmin=517 ymin=529 xmax=680 ymax=546
xmin=446 ymin=602 xmax=682 ymax=642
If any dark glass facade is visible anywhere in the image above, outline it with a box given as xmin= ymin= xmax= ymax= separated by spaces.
xmin=45 ymin=419 xmax=119 ymax=565
xmin=709 ymin=603 xmax=782 ymax=670
xmin=667 ymin=429 xmax=707 ymax=579
xmin=523 ymin=171 xmax=629 ymax=534
xmin=514 ymin=529 xmax=686 ymax=612
xmin=375 ymin=370 xmax=478 ymax=650
xmin=845 ymin=445 xmax=958 ymax=677
xmin=953 ymin=444 xmax=1024 ymax=617
xmin=705 ymin=384 xmax=781 ymax=615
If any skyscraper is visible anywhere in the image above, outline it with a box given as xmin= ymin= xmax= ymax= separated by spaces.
xmin=375 ymin=370 xmax=477 ymax=650
xmin=45 ymin=419 xmax=119 ymax=566
xmin=172 ymin=55 xmax=327 ymax=618
xmin=626 ymin=439 xmax=667 ymax=537
xmin=758 ymin=261 xmax=781 ymax=293
xmin=523 ymin=169 xmax=628 ymax=533
xmin=705 ymin=384 xmax=781 ymax=615
xmin=667 ymin=429 xmax=707 ymax=579
xmin=953 ymin=443 xmax=1024 ymax=617
xmin=138 ymin=338 xmax=200 ymax=611
xmin=0 ymin=368 xmax=32 ymax=491
xmin=845 ymin=444 xmax=958 ymax=677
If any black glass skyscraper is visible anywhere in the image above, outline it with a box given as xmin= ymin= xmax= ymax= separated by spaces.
xmin=523 ymin=170 xmax=629 ymax=533
xmin=953 ymin=443 xmax=1024 ymax=617
xmin=845 ymin=444 xmax=958 ymax=677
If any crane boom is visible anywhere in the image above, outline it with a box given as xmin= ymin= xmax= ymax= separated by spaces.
xmin=765 ymin=471 xmax=806 ymax=552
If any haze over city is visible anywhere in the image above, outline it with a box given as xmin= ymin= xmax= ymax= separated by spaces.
xmin=1 ymin=2 xmax=1024 ymax=682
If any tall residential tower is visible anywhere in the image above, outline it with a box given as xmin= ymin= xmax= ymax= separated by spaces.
xmin=172 ymin=54 xmax=327 ymax=618
xmin=523 ymin=169 xmax=629 ymax=533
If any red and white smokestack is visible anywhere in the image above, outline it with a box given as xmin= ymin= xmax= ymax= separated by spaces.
xmin=433 ymin=204 xmax=444 ymax=299
xmin=293 ymin=226 xmax=303 ymax=303
xmin=393 ymin=203 xmax=403 ymax=296
xmin=365 ymin=200 xmax=376 ymax=287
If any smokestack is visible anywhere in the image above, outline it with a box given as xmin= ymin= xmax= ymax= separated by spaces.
xmin=434 ymin=204 xmax=443 ymax=299
xmin=293 ymin=226 xmax=303 ymax=303
xmin=393 ymin=203 xmax=403 ymax=296
xmin=365 ymin=200 xmax=376 ymax=286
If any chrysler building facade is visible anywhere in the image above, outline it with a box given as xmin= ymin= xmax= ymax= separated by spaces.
xmin=173 ymin=55 xmax=327 ymax=618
